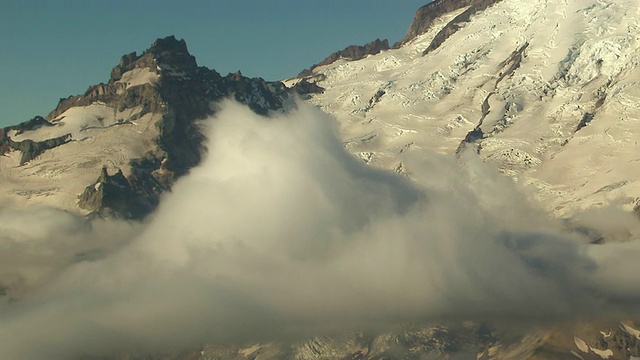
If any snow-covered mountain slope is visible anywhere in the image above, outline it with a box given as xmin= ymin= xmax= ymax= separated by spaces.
xmin=302 ymin=0 xmax=640 ymax=219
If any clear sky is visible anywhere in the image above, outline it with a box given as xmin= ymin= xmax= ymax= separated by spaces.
xmin=0 ymin=1 xmax=429 ymax=127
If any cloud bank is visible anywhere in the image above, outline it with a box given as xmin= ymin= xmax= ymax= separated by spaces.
xmin=0 ymin=100 xmax=639 ymax=359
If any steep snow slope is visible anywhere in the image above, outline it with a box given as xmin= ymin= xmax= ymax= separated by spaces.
xmin=305 ymin=0 xmax=640 ymax=218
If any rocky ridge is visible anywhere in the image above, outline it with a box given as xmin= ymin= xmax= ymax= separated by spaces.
xmin=298 ymin=39 xmax=390 ymax=78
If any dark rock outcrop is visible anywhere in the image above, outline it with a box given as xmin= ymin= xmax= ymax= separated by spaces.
xmin=576 ymin=112 xmax=594 ymax=132
xmin=364 ymin=89 xmax=386 ymax=112
xmin=456 ymin=126 xmax=485 ymax=154
xmin=9 ymin=135 xmax=71 ymax=165
xmin=184 ymin=322 xmax=495 ymax=360
xmin=78 ymin=166 xmax=156 ymax=219
xmin=576 ymin=88 xmax=607 ymax=133
xmin=0 ymin=129 xmax=7 ymax=156
xmin=495 ymin=42 xmax=529 ymax=85
xmin=291 ymin=78 xmax=325 ymax=96
xmin=298 ymin=39 xmax=389 ymax=77
xmin=8 ymin=116 xmax=54 ymax=135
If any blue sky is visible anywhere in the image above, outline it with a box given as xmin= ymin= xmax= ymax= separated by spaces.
xmin=0 ymin=1 xmax=428 ymax=126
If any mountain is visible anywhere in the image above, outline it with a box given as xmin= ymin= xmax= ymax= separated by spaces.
xmin=2 ymin=0 xmax=640 ymax=359
xmin=283 ymin=0 xmax=640 ymax=357
xmin=299 ymin=0 xmax=640 ymax=220
xmin=0 ymin=36 xmax=289 ymax=219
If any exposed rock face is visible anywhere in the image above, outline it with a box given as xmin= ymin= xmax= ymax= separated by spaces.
xmin=298 ymin=39 xmax=389 ymax=77
xmin=291 ymin=78 xmax=325 ymax=96
xmin=8 ymin=115 xmax=54 ymax=135
xmin=78 ymin=166 xmax=154 ymax=219
xmin=394 ymin=0 xmax=501 ymax=48
xmin=527 ymin=321 xmax=640 ymax=360
xmin=455 ymin=41 xmax=526 ymax=153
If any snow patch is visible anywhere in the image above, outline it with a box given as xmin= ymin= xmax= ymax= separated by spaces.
xmin=574 ymin=337 xmax=589 ymax=353
xmin=621 ymin=323 xmax=640 ymax=340
xmin=115 ymin=68 xmax=159 ymax=89
xmin=591 ymin=348 xmax=613 ymax=359
xmin=240 ymin=344 xmax=262 ymax=357
xmin=374 ymin=56 xmax=402 ymax=72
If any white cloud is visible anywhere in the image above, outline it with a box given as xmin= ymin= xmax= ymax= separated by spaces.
xmin=0 ymin=100 xmax=639 ymax=359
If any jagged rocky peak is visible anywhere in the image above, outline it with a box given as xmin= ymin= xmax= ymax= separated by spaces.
xmin=49 ymin=36 xmax=204 ymax=121
xmin=110 ymin=35 xmax=198 ymax=83
xmin=298 ymin=38 xmax=390 ymax=77
xmin=147 ymin=35 xmax=197 ymax=70
xmin=0 ymin=35 xmax=291 ymax=220
xmin=394 ymin=0 xmax=501 ymax=47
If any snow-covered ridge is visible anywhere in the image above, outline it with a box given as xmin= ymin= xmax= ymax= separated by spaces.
xmin=9 ymin=104 xmax=119 ymax=142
